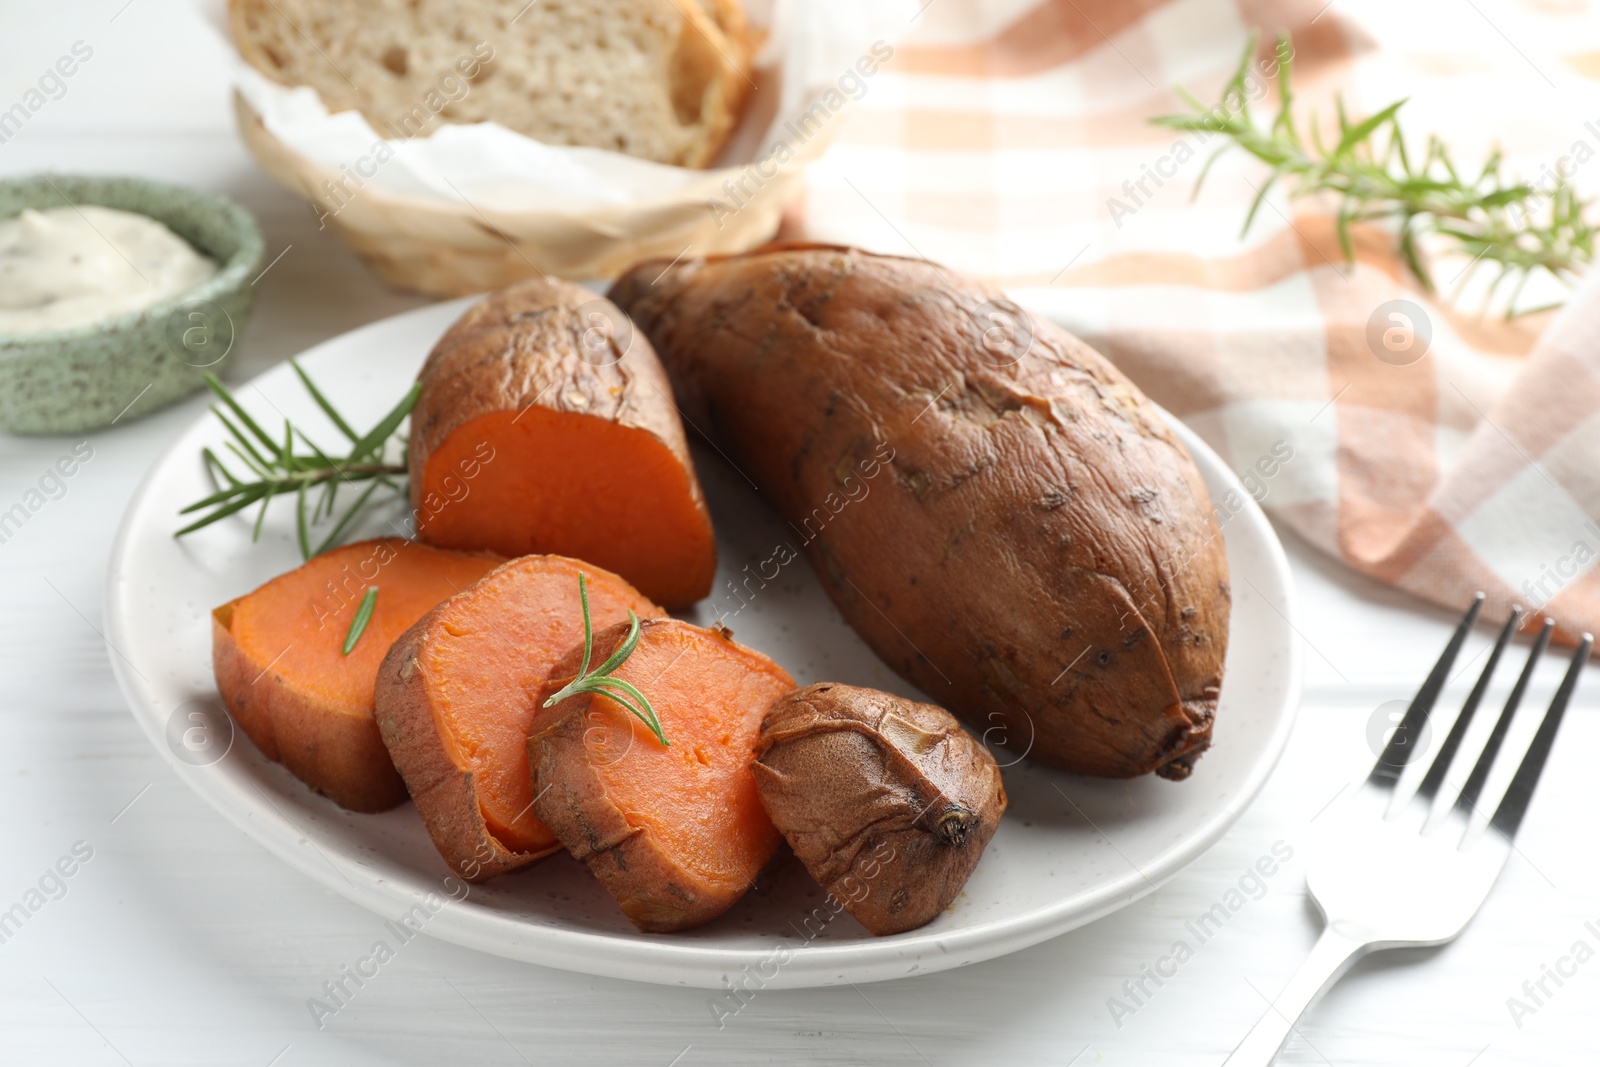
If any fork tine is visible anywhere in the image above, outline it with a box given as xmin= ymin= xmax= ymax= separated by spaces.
xmin=1453 ymin=619 xmax=1553 ymax=819
xmin=1369 ymin=593 xmax=1485 ymax=787
xmin=1414 ymin=608 xmax=1521 ymax=805
xmin=1488 ymin=632 xmax=1592 ymax=840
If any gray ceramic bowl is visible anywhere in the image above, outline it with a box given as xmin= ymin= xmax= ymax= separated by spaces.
xmin=0 ymin=174 xmax=264 ymax=435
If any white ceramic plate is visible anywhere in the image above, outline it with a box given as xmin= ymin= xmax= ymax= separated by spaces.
xmin=105 ymin=298 xmax=1301 ymax=990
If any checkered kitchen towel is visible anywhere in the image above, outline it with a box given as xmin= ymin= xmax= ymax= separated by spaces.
xmin=784 ymin=0 xmax=1600 ymax=645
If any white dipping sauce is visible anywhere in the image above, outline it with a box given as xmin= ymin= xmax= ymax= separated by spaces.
xmin=0 ymin=205 xmax=219 ymax=335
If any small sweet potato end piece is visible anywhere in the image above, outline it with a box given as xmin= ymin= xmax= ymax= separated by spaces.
xmin=753 ymin=683 xmax=1007 ymax=935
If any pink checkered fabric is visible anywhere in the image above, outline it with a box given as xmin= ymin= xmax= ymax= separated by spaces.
xmin=789 ymin=0 xmax=1600 ymax=645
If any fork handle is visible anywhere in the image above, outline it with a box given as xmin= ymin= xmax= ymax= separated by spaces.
xmin=1222 ymin=923 xmax=1370 ymax=1066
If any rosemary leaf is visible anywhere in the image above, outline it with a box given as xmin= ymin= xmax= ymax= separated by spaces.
xmin=588 ymin=676 xmax=658 ymax=720
xmin=203 ymin=447 xmax=241 ymax=487
xmin=250 ymin=491 xmax=271 ymax=542
xmin=316 ymin=475 xmax=337 ymax=523
xmin=215 ymin=411 xmax=275 ymax=476
xmin=293 ymin=427 xmax=344 ymax=523
xmin=348 ymin=381 xmax=422 ymax=463
xmin=295 ymin=481 xmax=312 ymax=561
xmin=592 ymin=615 xmax=644 ymax=678
xmin=204 ymin=372 xmax=282 ymax=459
xmin=342 ymin=586 xmax=379 ymax=655
xmin=1335 ymin=100 xmax=1405 ymax=159
xmin=178 ymin=480 xmax=261 ymax=515
xmin=1192 ymin=144 xmax=1230 ymax=200
xmin=174 ymin=484 xmax=268 ymax=536
xmin=291 ymin=360 xmax=360 ymax=442
xmin=312 ymin=478 xmax=384 ymax=557
xmin=542 ymin=573 xmax=668 ymax=746
xmin=571 ymin=569 xmax=596 ymax=678
xmin=1242 ymin=173 xmax=1278 ymax=238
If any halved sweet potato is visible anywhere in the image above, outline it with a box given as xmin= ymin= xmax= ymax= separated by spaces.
xmin=528 ymin=618 xmax=794 ymax=932
xmin=374 ymin=556 xmax=662 ymax=882
xmin=211 ymin=538 xmax=501 ymax=812
xmin=408 ymin=278 xmax=717 ymax=608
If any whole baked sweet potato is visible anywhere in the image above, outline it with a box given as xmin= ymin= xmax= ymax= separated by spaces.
xmin=611 ymin=245 xmax=1229 ymax=779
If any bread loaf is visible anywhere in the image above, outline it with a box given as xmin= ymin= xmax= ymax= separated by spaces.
xmin=230 ymin=0 xmax=753 ymax=167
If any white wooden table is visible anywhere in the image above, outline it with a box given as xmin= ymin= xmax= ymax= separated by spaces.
xmin=1 ymin=3 xmax=1595 ymax=1064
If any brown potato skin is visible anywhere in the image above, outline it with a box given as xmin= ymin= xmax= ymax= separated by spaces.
xmin=753 ymin=683 xmax=1006 ymax=935
xmin=611 ymin=244 xmax=1230 ymax=779
xmin=407 ymin=276 xmax=715 ymax=607
xmin=410 ymin=277 xmax=692 ymax=469
xmin=374 ymin=608 xmax=557 ymax=884
xmin=212 ymin=602 xmax=406 ymax=813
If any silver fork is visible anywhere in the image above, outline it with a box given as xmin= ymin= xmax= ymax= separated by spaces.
xmin=1224 ymin=595 xmax=1592 ymax=1066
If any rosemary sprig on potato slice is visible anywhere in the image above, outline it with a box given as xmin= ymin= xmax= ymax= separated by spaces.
xmin=1153 ymin=34 xmax=1596 ymax=314
xmin=176 ymin=363 xmax=418 ymax=560
xmin=543 ymin=572 xmax=668 ymax=747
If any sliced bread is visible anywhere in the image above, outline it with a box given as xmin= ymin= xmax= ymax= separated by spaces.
xmin=230 ymin=0 xmax=753 ymax=167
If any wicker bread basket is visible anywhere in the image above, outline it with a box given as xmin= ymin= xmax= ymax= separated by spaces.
xmin=234 ymin=91 xmax=832 ymax=295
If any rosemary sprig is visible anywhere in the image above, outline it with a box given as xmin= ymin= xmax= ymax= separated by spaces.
xmin=342 ymin=586 xmax=379 ymax=655
xmin=542 ymin=573 xmax=668 ymax=747
xmin=1152 ymin=34 xmax=1596 ymax=314
xmin=176 ymin=363 xmax=420 ymax=560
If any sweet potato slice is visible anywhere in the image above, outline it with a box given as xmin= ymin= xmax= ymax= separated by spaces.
xmin=528 ymin=618 xmax=793 ymax=932
xmin=211 ymin=538 xmax=500 ymax=812
xmin=408 ymin=277 xmax=716 ymax=608
xmin=374 ymin=556 xmax=662 ymax=881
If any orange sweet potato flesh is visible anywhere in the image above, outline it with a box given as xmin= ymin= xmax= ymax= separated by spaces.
xmin=529 ymin=619 xmax=793 ymax=932
xmin=211 ymin=538 xmax=500 ymax=812
xmin=374 ymin=556 xmax=662 ymax=882
xmin=408 ymin=277 xmax=716 ymax=609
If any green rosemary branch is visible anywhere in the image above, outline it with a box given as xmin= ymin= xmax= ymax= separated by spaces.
xmin=1152 ymin=34 xmax=1597 ymax=314
xmin=176 ymin=362 xmax=419 ymax=560
xmin=543 ymin=573 xmax=667 ymax=747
